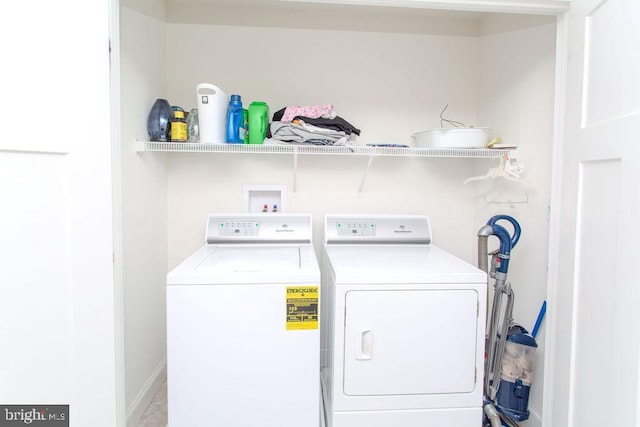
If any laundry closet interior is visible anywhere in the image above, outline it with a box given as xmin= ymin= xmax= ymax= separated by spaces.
xmin=118 ymin=0 xmax=561 ymax=425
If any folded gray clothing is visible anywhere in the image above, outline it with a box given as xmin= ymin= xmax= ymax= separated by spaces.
xmin=265 ymin=138 xmax=346 ymax=146
xmin=269 ymin=121 xmax=353 ymax=145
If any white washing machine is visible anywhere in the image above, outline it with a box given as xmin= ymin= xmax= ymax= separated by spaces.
xmin=167 ymin=213 xmax=321 ymax=427
xmin=321 ymin=215 xmax=487 ymax=427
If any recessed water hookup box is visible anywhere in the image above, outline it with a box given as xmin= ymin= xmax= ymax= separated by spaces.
xmin=243 ymin=184 xmax=287 ymax=213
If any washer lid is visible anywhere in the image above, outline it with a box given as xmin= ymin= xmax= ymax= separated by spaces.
xmin=324 ymin=244 xmax=486 ymax=284
xmin=198 ymin=246 xmax=301 ymax=271
xmin=167 ymin=244 xmax=320 ymax=285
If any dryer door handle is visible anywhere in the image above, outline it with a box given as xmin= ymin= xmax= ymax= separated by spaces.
xmin=355 ymin=328 xmax=373 ymax=360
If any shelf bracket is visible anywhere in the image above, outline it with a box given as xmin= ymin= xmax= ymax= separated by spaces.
xmin=357 ymin=154 xmax=375 ymax=197
xmin=135 ymin=140 xmax=146 ymax=154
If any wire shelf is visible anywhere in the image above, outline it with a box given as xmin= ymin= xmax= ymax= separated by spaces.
xmin=135 ymin=141 xmax=509 ymax=159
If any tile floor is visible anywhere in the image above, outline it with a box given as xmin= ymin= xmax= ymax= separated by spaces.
xmin=137 ymin=379 xmax=168 ymax=427
xmin=136 ymin=380 xmax=327 ymax=427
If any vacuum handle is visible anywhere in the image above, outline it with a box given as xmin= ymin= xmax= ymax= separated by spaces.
xmin=487 ymin=215 xmax=521 ymax=248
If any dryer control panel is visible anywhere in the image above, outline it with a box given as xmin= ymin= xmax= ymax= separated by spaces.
xmin=206 ymin=213 xmax=312 ymax=244
xmin=336 ymin=221 xmax=377 ymax=237
xmin=325 ymin=215 xmax=432 ymax=244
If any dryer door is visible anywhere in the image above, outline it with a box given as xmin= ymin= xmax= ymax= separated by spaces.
xmin=343 ymin=288 xmax=479 ymax=396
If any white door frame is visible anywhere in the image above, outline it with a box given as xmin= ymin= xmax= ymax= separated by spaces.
xmin=110 ymin=0 xmax=126 ymax=424
xmin=542 ymin=9 xmax=570 ymax=426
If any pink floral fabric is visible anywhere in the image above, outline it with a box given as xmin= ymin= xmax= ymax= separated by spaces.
xmin=281 ymin=105 xmax=334 ymax=122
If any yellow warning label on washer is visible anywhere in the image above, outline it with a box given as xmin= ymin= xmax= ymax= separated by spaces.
xmin=286 ymin=286 xmax=319 ymax=330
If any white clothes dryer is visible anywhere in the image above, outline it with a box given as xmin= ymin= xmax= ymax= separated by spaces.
xmin=321 ymin=215 xmax=487 ymax=427
xmin=167 ymin=214 xmax=321 ymax=427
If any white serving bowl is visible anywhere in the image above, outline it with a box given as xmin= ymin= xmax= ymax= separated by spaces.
xmin=412 ymin=127 xmax=491 ymax=148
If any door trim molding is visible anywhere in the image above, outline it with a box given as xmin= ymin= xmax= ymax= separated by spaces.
xmin=542 ymin=10 xmax=569 ymax=427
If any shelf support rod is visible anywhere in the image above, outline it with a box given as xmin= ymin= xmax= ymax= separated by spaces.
xmin=292 ymin=150 xmax=299 ymax=197
xmin=357 ymin=154 xmax=375 ymax=196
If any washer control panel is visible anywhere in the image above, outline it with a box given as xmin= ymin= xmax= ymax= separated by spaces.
xmin=206 ymin=214 xmax=312 ymax=244
xmin=325 ymin=215 xmax=431 ymax=244
xmin=217 ymin=221 xmax=261 ymax=237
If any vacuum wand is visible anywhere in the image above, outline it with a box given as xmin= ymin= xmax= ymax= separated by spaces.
xmin=477 ymin=225 xmax=493 ymax=275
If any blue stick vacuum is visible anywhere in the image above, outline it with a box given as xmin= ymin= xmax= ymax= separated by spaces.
xmin=478 ymin=215 xmax=537 ymax=427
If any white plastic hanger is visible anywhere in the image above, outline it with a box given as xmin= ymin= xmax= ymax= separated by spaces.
xmin=463 ymin=154 xmax=530 ymax=187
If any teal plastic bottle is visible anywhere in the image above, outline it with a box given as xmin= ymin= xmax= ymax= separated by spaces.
xmin=226 ymin=94 xmax=244 ymax=143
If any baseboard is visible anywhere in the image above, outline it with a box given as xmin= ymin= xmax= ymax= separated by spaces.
xmin=519 ymin=405 xmax=542 ymax=427
xmin=126 ymin=358 xmax=167 ymax=427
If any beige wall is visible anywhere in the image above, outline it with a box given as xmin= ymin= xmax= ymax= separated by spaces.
xmin=164 ymin=23 xmax=484 ymax=268
xmin=476 ymin=17 xmax=557 ymax=425
xmin=120 ymin=7 xmax=169 ymax=426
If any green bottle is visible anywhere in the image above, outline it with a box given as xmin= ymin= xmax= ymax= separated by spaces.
xmin=248 ymin=102 xmax=269 ymax=144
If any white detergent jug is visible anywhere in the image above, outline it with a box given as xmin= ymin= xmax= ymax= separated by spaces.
xmin=197 ymin=83 xmax=228 ymax=144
